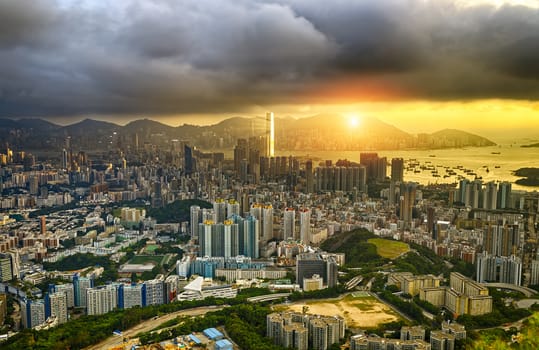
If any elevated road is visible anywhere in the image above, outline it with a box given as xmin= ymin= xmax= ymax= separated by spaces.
xmin=483 ymin=283 xmax=537 ymax=297
xmin=247 ymin=293 xmax=291 ymax=303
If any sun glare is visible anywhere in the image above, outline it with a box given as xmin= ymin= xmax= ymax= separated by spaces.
xmin=347 ymin=114 xmax=360 ymax=128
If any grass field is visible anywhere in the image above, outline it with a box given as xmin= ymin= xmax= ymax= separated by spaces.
xmin=145 ymin=244 xmax=159 ymax=253
xmin=368 ymin=238 xmax=410 ymax=259
xmin=284 ymin=294 xmax=402 ymax=328
xmin=128 ymin=255 xmax=166 ymax=265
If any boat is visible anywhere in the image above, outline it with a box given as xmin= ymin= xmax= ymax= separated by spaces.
xmin=491 ymin=152 xmax=501 ymax=155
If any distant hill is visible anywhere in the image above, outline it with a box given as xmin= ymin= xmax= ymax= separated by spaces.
xmin=0 ymin=116 xmax=496 ymax=152
xmin=428 ymin=129 xmax=496 ymax=147
xmin=522 ymin=143 xmax=539 ymax=148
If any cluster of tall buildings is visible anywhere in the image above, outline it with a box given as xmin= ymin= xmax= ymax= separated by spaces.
xmin=267 ymin=312 xmax=346 ymax=350
xmin=455 ymin=180 xmax=513 ymax=209
xmin=20 ymin=274 xmax=181 ymax=328
xmin=475 ymin=222 xmax=522 ymax=285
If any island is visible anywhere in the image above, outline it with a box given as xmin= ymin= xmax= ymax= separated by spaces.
xmin=521 ymin=143 xmax=539 ymax=148
xmin=514 ymin=167 xmax=539 ymax=186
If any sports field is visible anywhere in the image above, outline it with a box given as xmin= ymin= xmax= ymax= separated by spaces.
xmin=367 ymin=238 xmax=410 ymax=259
xmin=284 ymin=294 xmax=401 ymax=328
xmin=128 ymin=255 xmax=166 ymax=265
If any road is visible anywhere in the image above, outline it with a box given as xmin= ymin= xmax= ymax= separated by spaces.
xmin=369 ymin=292 xmax=414 ymax=323
xmin=85 ymin=305 xmax=226 ymax=350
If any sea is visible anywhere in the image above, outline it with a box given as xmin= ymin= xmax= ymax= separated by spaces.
xmin=276 ymin=143 xmax=539 ymax=192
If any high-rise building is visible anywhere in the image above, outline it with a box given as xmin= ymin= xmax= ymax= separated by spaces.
xmin=391 ymin=158 xmax=404 ymax=182
xmin=299 ymin=208 xmax=311 ymax=244
xmin=40 ymin=216 xmax=47 ymax=235
xmin=164 ymin=275 xmax=180 ymax=303
xmin=0 ymin=254 xmax=13 ymax=282
xmin=234 ymin=139 xmax=248 ymax=175
xmin=198 ymin=220 xmax=243 ymax=258
xmin=226 ymin=199 xmax=240 ymax=218
xmin=73 ymin=274 xmax=93 ymax=308
xmin=267 ymin=312 xmax=345 ymax=350
xmin=284 ymin=208 xmax=296 ymax=240
xmin=45 ymin=291 xmax=68 ymax=324
xmin=243 ymin=215 xmax=260 ymax=258
xmin=213 ymin=199 xmax=226 ymax=223
xmin=86 ymin=285 xmax=118 ymax=316
xmin=305 ymin=160 xmax=314 ymax=194
xmin=190 ymin=205 xmax=201 ymax=238
xmin=118 ymin=284 xmax=143 ymax=309
xmin=497 ymin=182 xmax=512 ymax=209
xmin=184 ymin=144 xmax=194 ymax=175
xmin=50 ymin=283 xmax=75 ymax=308
xmin=476 ymin=253 xmax=522 ymax=285
xmin=430 ymin=330 xmax=455 ymax=350
xmin=144 ymin=278 xmax=165 ymax=306
xmin=400 ymin=182 xmax=417 ymax=225
xmin=21 ymin=299 xmax=46 ymax=329
xmin=483 ymin=223 xmax=519 ymax=257
xmin=483 ymin=182 xmax=498 ymax=210
xmin=296 ymin=253 xmax=338 ymax=289
xmin=266 ymin=112 xmax=275 ymax=157
xmin=262 ymin=205 xmax=274 ymax=241
xmin=360 ymin=153 xmax=386 ymax=181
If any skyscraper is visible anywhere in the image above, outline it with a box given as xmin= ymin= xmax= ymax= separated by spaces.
xmin=284 ymin=208 xmax=296 ymax=240
xmin=21 ymin=299 xmax=46 ymax=329
xmin=391 ymin=158 xmax=404 ymax=182
xmin=497 ymin=182 xmax=512 ymax=209
xmin=266 ymin=112 xmax=275 ymax=157
xmin=73 ymin=274 xmax=93 ymax=308
xmin=86 ymin=285 xmax=118 ymax=316
xmin=45 ymin=291 xmax=68 ymax=324
xmin=262 ymin=204 xmax=274 ymax=241
xmin=299 ymin=208 xmax=311 ymax=244
xmin=213 ymin=198 xmax=226 ymax=223
xmin=184 ymin=144 xmax=194 ymax=175
xmin=190 ymin=205 xmax=201 ymax=238
xmin=399 ymin=182 xmax=417 ymax=226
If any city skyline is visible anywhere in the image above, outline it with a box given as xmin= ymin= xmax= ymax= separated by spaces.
xmin=0 ymin=1 xmax=538 ymax=137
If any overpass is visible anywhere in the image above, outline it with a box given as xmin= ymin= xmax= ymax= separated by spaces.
xmin=483 ymin=283 xmax=537 ymax=297
xmin=247 ymin=293 xmax=291 ymax=303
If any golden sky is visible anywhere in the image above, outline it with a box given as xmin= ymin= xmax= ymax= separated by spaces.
xmin=2 ymin=0 xmax=539 ymax=139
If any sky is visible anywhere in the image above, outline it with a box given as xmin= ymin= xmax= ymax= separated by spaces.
xmin=0 ymin=0 xmax=538 ymax=137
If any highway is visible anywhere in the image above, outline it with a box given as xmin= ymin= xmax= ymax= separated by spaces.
xmin=85 ymin=305 xmax=226 ymax=350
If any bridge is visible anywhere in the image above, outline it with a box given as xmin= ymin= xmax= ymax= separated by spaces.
xmin=247 ymin=293 xmax=291 ymax=303
xmin=483 ymin=283 xmax=537 ymax=297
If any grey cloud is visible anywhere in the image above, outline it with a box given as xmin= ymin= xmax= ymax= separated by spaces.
xmin=1 ymin=0 xmax=539 ymax=118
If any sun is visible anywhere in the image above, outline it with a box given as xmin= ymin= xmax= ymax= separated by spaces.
xmin=347 ymin=114 xmax=361 ymax=128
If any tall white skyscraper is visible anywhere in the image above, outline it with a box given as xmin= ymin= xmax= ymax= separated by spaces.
xmin=266 ymin=112 xmax=275 ymax=157
xmin=283 ymin=208 xmax=296 ymax=240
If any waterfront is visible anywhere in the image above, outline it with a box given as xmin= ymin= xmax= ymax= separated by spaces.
xmin=277 ymin=143 xmax=539 ymax=191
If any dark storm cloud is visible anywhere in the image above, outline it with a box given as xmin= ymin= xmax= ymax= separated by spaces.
xmin=1 ymin=0 xmax=539 ymax=118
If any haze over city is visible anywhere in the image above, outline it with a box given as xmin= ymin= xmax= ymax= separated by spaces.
xmin=1 ymin=0 xmax=539 ymax=137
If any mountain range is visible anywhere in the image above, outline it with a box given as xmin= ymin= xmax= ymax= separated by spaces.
xmin=0 ymin=115 xmax=496 ymax=152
